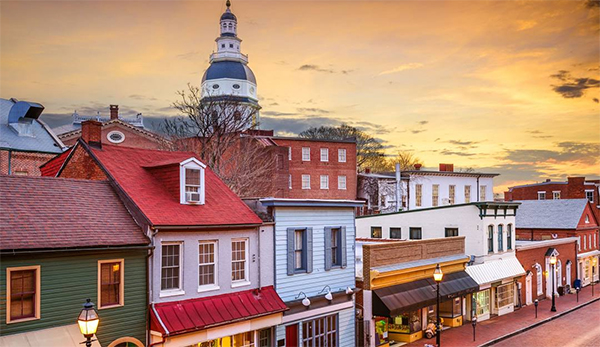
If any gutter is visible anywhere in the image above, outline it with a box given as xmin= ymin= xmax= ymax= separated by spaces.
xmin=154 ymin=223 xmax=262 ymax=230
xmin=0 ymin=245 xmax=152 ymax=255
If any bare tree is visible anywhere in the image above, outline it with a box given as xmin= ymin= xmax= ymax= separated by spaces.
xmin=388 ymin=150 xmax=423 ymax=171
xmin=160 ymin=84 xmax=274 ymax=197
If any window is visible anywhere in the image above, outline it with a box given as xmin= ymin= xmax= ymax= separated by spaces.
xmin=585 ymin=215 xmax=590 ymax=224
xmin=231 ymin=239 xmax=248 ymax=283
xmin=288 ymin=147 xmax=292 ymax=160
xmin=553 ymin=191 xmax=561 ymax=199
xmin=231 ymin=332 xmax=254 ymax=347
xmin=507 ymin=224 xmax=513 ymax=250
xmin=7 ymin=266 xmax=40 ymax=323
xmin=488 ymin=225 xmax=494 ymax=253
xmin=390 ymin=227 xmax=402 ymax=239
xmin=475 ymin=289 xmax=490 ymax=316
xmin=180 ymin=159 xmax=206 ymax=205
xmin=107 ymin=130 xmax=125 ymax=144
xmin=584 ymin=235 xmax=587 ymax=250
xmin=371 ymin=226 xmax=382 ymax=238
xmin=331 ymin=228 xmax=342 ymax=267
xmin=535 ymin=264 xmax=543 ymax=296
xmin=579 ymin=236 xmax=582 ymax=251
xmin=449 ymin=185 xmax=456 ymax=205
xmin=161 ymin=243 xmax=182 ymax=291
xmin=586 ymin=190 xmax=594 ymax=203
xmin=320 ymin=148 xmax=329 ymax=162
xmin=498 ymin=224 xmax=504 ymax=252
xmin=320 ymin=175 xmax=329 ymax=189
xmin=259 ymin=328 xmax=272 ymax=347
xmin=480 ymin=185 xmax=487 ymax=201
xmin=415 ymin=184 xmax=423 ymax=207
xmin=289 ymin=228 xmax=309 ymax=273
xmin=185 ymin=168 xmax=201 ymax=201
xmin=338 ymin=148 xmax=347 ymax=162
xmin=445 ymin=228 xmax=459 ymax=237
xmin=13 ymin=170 xmax=28 ymax=176
xmin=302 ymin=147 xmax=310 ymax=161
xmin=538 ymin=191 xmax=546 ymax=200
xmin=302 ymin=175 xmax=311 ymax=189
xmin=98 ymin=260 xmax=124 ymax=308
xmin=432 ymin=184 xmax=439 ymax=207
xmin=199 ymin=241 xmax=217 ymax=288
xmin=338 ymin=176 xmax=347 ymax=190
xmin=302 ymin=315 xmax=338 ymax=346
xmin=464 ymin=185 xmax=471 ymax=203
xmin=276 ymin=154 xmax=284 ymax=170
xmin=409 ymin=227 xmax=422 ymax=240
xmin=289 ymin=175 xmax=292 ymax=189
xmin=496 ymin=283 xmax=514 ymax=308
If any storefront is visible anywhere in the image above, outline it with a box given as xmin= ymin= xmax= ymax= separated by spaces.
xmin=578 ymin=250 xmax=600 ymax=287
xmin=372 ymin=271 xmax=478 ymax=344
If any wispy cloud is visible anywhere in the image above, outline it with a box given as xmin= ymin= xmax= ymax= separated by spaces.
xmin=378 ymin=63 xmax=424 ymax=75
xmin=298 ymin=64 xmax=352 ymax=74
xmin=550 ymin=70 xmax=600 ymax=99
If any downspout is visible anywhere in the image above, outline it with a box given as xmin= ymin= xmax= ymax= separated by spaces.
xmin=257 ymin=225 xmax=262 ymax=289
xmin=7 ymin=149 xmax=11 ymax=175
xmin=395 ymin=163 xmax=401 ymax=212
xmin=477 ymin=175 xmax=481 ymax=201
xmin=148 ymin=226 xmax=159 ymax=346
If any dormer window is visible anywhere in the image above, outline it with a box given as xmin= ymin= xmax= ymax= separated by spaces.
xmin=179 ymin=158 xmax=206 ymax=205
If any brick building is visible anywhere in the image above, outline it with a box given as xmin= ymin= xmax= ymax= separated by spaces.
xmin=516 ymin=199 xmax=599 ymax=287
xmin=0 ymin=98 xmax=66 ymax=176
xmin=515 ymin=238 xmax=578 ymax=306
xmin=505 ymin=177 xmax=600 ymax=222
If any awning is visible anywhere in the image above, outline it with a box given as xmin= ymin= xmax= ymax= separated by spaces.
xmin=373 ymin=271 xmax=478 ymax=317
xmin=465 ymin=257 xmax=526 ymax=285
xmin=151 ymin=285 xmax=288 ymax=336
xmin=0 ymin=324 xmax=101 ymax=347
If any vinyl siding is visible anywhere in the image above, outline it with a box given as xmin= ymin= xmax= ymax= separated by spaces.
xmin=276 ymin=307 xmax=355 ymax=346
xmin=0 ymin=249 xmax=147 ymax=346
xmin=273 ymin=207 xmax=356 ymax=302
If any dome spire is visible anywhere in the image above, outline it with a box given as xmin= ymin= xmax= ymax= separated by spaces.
xmin=226 ymin=0 xmax=231 ymax=9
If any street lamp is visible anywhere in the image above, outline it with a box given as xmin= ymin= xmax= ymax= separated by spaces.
xmin=550 ymin=255 xmax=557 ymax=312
xmin=534 ymin=299 xmax=538 ymax=318
xmin=78 ymin=298 xmax=99 ymax=347
xmin=471 ymin=316 xmax=477 ymax=341
xmin=433 ymin=264 xmax=443 ymax=347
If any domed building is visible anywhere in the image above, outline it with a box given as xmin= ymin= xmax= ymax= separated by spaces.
xmin=201 ymin=0 xmax=260 ymax=126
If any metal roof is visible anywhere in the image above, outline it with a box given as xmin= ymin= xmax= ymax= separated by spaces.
xmin=515 ymin=199 xmax=589 ymax=229
xmin=373 ymin=254 xmax=469 ymax=274
xmin=0 ymin=98 xmax=64 ymax=153
xmin=465 ymin=257 xmax=526 ymax=285
xmin=202 ymin=60 xmax=256 ymax=84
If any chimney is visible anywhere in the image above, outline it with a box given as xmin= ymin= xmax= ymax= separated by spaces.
xmin=545 ymin=179 xmax=551 ymax=182
xmin=81 ymin=120 xmax=102 ymax=148
xmin=110 ymin=105 xmax=119 ymax=120
xmin=439 ymin=163 xmax=446 ymax=172
xmin=414 ymin=163 xmax=422 ymax=170
xmin=439 ymin=163 xmax=454 ymax=172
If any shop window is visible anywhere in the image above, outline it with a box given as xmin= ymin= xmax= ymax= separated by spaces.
xmin=445 ymin=228 xmax=458 ymax=237
xmin=389 ymin=310 xmax=421 ymax=334
xmin=496 ymin=283 xmax=514 ymax=308
xmin=301 ymin=314 xmax=338 ymax=346
xmin=390 ymin=227 xmax=402 ymax=239
xmin=374 ymin=317 xmax=389 ymax=346
xmin=409 ymin=227 xmax=422 ymax=240
xmin=440 ymin=297 xmax=462 ymax=318
xmin=259 ymin=328 xmax=272 ymax=347
xmin=475 ymin=290 xmax=490 ymax=316
xmin=371 ymin=226 xmax=382 ymax=238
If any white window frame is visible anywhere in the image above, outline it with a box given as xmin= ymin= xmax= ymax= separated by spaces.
xmin=338 ymin=148 xmax=347 ymax=163
xmin=449 ymin=185 xmax=456 ymax=205
xmin=553 ymin=191 xmax=561 ymax=200
xmin=198 ymin=240 xmax=219 ymax=292
xmin=179 ymin=158 xmax=206 ymax=205
xmin=464 ymin=185 xmax=471 ymax=203
xmin=415 ymin=184 xmax=423 ymax=207
xmin=97 ymin=259 xmax=125 ymax=309
xmin=585 ymin=214 xmax=590 ymax=224
xmin=6 ymin=265 xmax=41 ymax=324
xmin=160 ymin=241 xmax=184 ymax=297
xmin=320 ymin=148 xmax=329 ymax=162
xmin=535 ymin=263 xmax=543 ymax=296
xmin=538 ymin=191 xmax=546 ymax=200
xmin=338 ymin=175 xmax=347 ymax=190
xmin=231 ymin=238 xmax=250 ymax=288
xmin=480 ymin=185 xmax=487 ymax=201
xmin=302 ymin=147 xmax=310 ymax=161
xmin=432 ymin=184 xmax=439 ymax=207
xmin=302 ymin=174 xmax=311 ymax=189
xmin=289 ymin=174 xmax=292 ymax=189
xmin=585 ymin=190 xmax=594 ymax=203
xmin=288 ymin=147 xmax=292 ymax=161
xmin=320 ymin=175 xmax=329 ymax=190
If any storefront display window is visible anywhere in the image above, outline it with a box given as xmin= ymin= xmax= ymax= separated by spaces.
xmin=389 ymin=310 xmax=421 ymax=334
xmin=374 ymin=317 xmax=389 ymax=346
xmin=496 ymin=283 xmax=514 ymax=308
xmin=440 ymin=297 xmax=462 ymax=318
xmin=475 ymin=290 xmax=490 ymax=316
xmin=194 ymin=332 xmax=256 ymax=347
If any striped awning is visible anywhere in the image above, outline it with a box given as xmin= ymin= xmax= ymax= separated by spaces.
xmin=465 ymin=257 xmax=526 ymax=285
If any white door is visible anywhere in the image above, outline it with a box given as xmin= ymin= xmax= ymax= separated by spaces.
xmin=566 ymin=262 xmax=572 ymax=288
xmin=526 ymin=274 xmax=533 ymax=305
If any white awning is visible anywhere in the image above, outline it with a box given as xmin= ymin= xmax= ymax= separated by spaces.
xmin=578 ymin=250 xmax=600 ymax=259
xmin=466 ymin=257 xmax=526 ymax=285
xmin=0 ymin=324 xmax=101 ymax=347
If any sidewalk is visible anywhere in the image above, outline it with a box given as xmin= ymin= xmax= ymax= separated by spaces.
xmin=403 ymin=284 xmax=600 ymax=347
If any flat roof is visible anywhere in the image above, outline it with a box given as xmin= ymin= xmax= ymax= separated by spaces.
xmin=356 ymin=201 xmax=520 ymax=219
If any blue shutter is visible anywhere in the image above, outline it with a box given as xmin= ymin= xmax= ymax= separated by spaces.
xmin=306 ymin=227 xmax=313 ymax=273
xmin=287 ymin=228 xmax=295 ymax=275
xmin=324 ymin=227 xmax=332 ymax=271
xmin=341 ymin=226 xmax=347 ymax=268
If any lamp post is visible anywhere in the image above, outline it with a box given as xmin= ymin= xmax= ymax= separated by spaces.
xmin=550 ymin=255 xmax=557 ymax=312
xmin=534 ymin=299 xmax=538 ymax=318
xmin=471 ymin=316 xmax=477 ymax=342
xmin=78 ymin=298 xmax=99 ymax=347
xmin=433 ymin=264 xmax=444 ymax=347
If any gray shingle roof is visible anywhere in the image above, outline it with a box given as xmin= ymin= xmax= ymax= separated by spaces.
xmin=516 ymin=199 xmax=589 ymax=229
xmin=0 ymin=98 xmax=64 ymax=154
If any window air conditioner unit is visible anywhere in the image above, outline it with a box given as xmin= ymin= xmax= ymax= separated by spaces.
xmin=186 ymin=192 xmax=201 ymax=203
xmin=442 ymin=198 xmax=450 ymax=206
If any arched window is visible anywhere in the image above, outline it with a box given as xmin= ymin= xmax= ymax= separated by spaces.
xmin=507 ymin=224 xmax=512 ymax=250
xmin=488 ymin=225 xmax=494 ymax=253
xmin=108 ymin=337 xmax=144 ymax=347
xmin=498 ymin=224 xmax=503 ymax=252
xmin=535 ymin=263 xmax=543 ymax=296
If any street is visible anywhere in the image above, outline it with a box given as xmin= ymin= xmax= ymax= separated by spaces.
xmin=494 ymin=300 xmax=600 ymax=347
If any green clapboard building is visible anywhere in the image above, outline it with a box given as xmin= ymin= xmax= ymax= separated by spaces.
xmin=0 ymin=176 xmax=150 ymax=347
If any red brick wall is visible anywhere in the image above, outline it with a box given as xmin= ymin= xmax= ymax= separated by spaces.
xmin=0 ymin=150 xmax=57 ymax=176
xmin=58 ymin=145 xmax=107 ymax=180
xmin=274 ymin=138 xmax=357 ymax=200
xmin=61 ymin=123 xmax=166 ymax=150
xmin=516 ymin=240 xmax=577 ymax=302
xmin=516 ymin=228 xmax=598 ymax=252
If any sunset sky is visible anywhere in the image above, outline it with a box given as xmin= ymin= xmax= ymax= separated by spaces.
xmin=1 ymin=0 xmax=599 ymax=193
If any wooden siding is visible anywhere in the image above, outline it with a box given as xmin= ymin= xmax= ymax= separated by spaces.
xmin=274 ymin=207 xmax=356 ymax=302
xmin=0 ymin=249 xmax=147 ymax=346
xmin=276 ymin=307 xmax=355 ymax=346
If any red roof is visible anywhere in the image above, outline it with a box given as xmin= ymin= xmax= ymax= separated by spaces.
xmin=88 ymin=144 xmax=263 ymax=227
xmin=39 ymin=147 xmax=73 ymax=177
xmin=150 ymin=286 xmax=287 ymax=336
xmin=0 ymin=175 xmax=149 ymax=250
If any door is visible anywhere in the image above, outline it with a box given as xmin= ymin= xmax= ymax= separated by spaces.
xmin=285 ymin=324 xmax=299 ymax=347
xmin=526 ymin=274 xmax=533 ymax=305
xmin=566 ymin=261 xmax=572 ymax=288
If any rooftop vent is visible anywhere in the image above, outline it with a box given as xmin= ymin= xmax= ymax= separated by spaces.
xmin=8 ymin=100 xmax=45 ymax=137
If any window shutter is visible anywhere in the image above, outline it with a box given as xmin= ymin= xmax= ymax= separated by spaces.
xmin=287 ymin=228 xmax=295 ymax=276
xmin=341 ymin=226 xmax=347 ymax=268
xmin=324 ymin=227 xmax=332 ymax=271
xmin=306 ymin=227 xmax=313 ymax=273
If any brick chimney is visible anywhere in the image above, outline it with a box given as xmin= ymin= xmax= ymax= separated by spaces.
xmin=81 ymin=120 xmax=102 ymax=148
xmin=110 ymin=105 xmax=119 ymax=120
xmin=567 ymin=177 xmax=585 ymax=198
xmin=439 ymin=163 xmax=454 ymax=172
xmin=414 ymin=163 xmax=422 ymax=170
